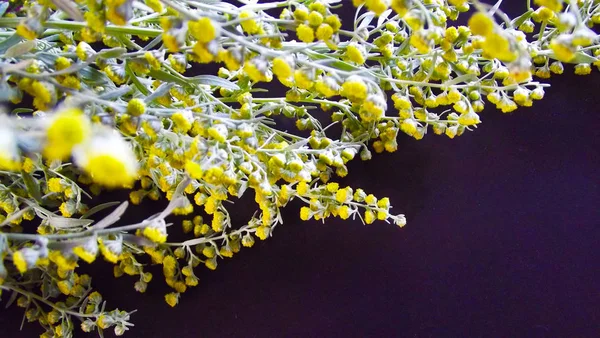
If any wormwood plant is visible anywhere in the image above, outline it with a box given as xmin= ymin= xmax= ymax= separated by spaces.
xmin=0 ymin=0 xmax=598 ymax=336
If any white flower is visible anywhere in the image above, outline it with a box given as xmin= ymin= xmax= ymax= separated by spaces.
xmin=0 ymin=120 xmax=21 ymax=171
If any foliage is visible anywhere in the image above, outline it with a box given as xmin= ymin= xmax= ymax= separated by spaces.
xmin=0 ymin=0 xmax=598 ymax=336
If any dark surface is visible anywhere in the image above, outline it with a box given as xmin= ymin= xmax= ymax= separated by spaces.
xmin=2 ymin=5 xmax=600 ymax=338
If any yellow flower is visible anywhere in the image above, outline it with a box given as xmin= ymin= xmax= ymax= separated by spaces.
xmin=296 ymin=24 xmax=315 ymax=43
xmin=410 ymin=31 xmax=431 ymax=54
xmin=300 ymin=206 xmax=311 ymax=220
xmin=20 ymin=157 xmax=35 ymax=173
xmin=145 ymin=0 xmax=163 ymax=12
xmin=12 ymin=250 xmax=30 ymax=274
xmin=244 ymin=58 xmax=272 ymax=83
xmin=239 ymin=10 xmax=260 ymax=34
xmin=391 ymin=0 xmax=410 ymax=17
xmin=534 ymin=0 xmax=562 ymax=12
xmin=365 ymin=0 xmax=389 ymax=16
xmin=165 ymin=292 xmax=179 ymax=307
xmin=242 ymin=234 xmax=255 ymax=247
xmin=468 ymin=12 xmax=494 ymax=36
xmin=189 ymin=18 xmax=219 ymax=43
xmin=47 ymin=178 xmax=64 ymax=193
xmin=59 ymin=201 xmax=74 ymax=217
xmin=171 ymin=112 xmax=193 ymax=133
xmin=218 ymin=49 xmax=241 ymax=71
xmin=31 ymin=81 xmax=56 ymax=110
xmin=202 ymin=246 xmax=215 ymax=258
xmin=17 ymin=22 xmax=37 ymax=40
xmin=73 ymin=129 xmax=138 ymax=188
xmin=360 ymin=94 xmax=387 ymax=122
xmin=400 ymin=118 xmax=418 ymax=136
xmin=207 ymin=125 xmax=228 ymax=143
xmin=129 ymin=189 xmax=146 ymax=205
xmin=326 ymin=182 xmax=339 ymax=192
xmin=482 ymin=33 xmax=517 ymax=63
xmin=49 ymin=250 xmax=78 ymax=271
xmin=574 ymin=63 xmax=591 ymax=75
xmin=339 ymin=205 xmax=351 ymax=220
xmin=184 ymin=161 xmax=203 ymax=180
xmin=255 ymin=226 xmax=269 ymax=240
xmin=336 ymin=187 xmax=352 ymax=203
xmin=143 ymin=226 xmax=167 ymax=243
xmin=54 ymin=56 xmax=71 ymax=71
xmin=294 ymin=69 xmax=314 ymax=90
xmin=73 ymin=240 xmax=98 ymax=264
xmin=340 ymin=76 xmax=368 ymax=102
xmin=44 ymin=108 xmax=90 ymax=161
xmin=296 ymin=181 xmax=309 ymax=195
xmin=364 ymin=210 xmax=376 ymax=224
xmin=211 ymin=211 xmax=225 ymax=232
xmin=550 ymin=38 xmax=576 ymax=63
xmin=127 ymin=98 xmax=146 ymax=116
xmin=458 ymin=111 xmax=481 ymax=126
xmin=162 ymin=33 xmax=180 ymax=53
xmin=316 ymin=23 xmax=334 ymax=41
xmin=346 ymin=43 xmax=366 ymax=65
xmin=272 ymin=57 xmax=294 ymax=81
xmin=57 ymin=280 xmax=72 ymax=295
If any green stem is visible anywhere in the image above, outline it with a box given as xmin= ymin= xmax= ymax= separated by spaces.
xmin=0 ymin=18 xmax=162 ymax=37
xmin=1 ymin=285 xmax=96 ymax=318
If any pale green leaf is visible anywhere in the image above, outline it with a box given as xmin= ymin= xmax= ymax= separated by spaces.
xmin=189 ymin=75 xmax=240 ymax=90
xmin=80 ymin=201 xmax=121 ymax=219
xmin=4 ymin=39 xmax=36 ymax=58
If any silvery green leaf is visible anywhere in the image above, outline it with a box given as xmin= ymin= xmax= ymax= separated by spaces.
xmin=144 ymin=82 xmax=174 ymax=103
xmin=4 ymin=40 xmax=37 ymax=58
xmin=21 ymin=171 xmax=42 ymax=203
xmin=0 ymin=34 xmax=22 ymax=54
xmin=189 ymin=75 xmax=240 ymax=90
xmin=90 ymin=201 xmax=129 ymax=230
xmin=125 ymin=62 xmax=150 ymax=95
xmin=0 ymin=59 xmax=34 ymax=73
xmin=158 ymin=177 xmax=191 ymax=219
xmin=98 ymin=47 xmax=127 ymax=59
xmin=511 ymin=9 xmax=534 ymax=28
xmin=148 ymin=69 xmax=188 ymax=87
xmin=0 ymin=2 xmax=9 ymax=17
xmin=571 ymin=52 xmax=598 ymax=64
xmin=80 ymin=66 xmax=110 ymax=85
xmin=35 ymin=53 xmax=58 ymax=67
xmin=98 ymin=86 xmax=132 ymax=100
xmin=80 ymin=201 xmax=121 ymax=219
xmin=47 ymin=216 xmax=94 ymax=229
xmin=377 ymin=9 xmax=392 ymax=27
xmin=11 ymin=108 xmax=34 ymax=114
xmin=443 ymin=74 xmax=479 ymax=87
xmin=237 ymin=181 xmax=248 ymax=197
xmin=0 ymin=83 xmax=15 ymax=102
xmin=357 ymin=12 xmax=375 ymax=30
xmin=17 ymin=197 xmax=52 ymax=219
xmin=46 ymin=237 xmax=88 ymax=251
xmin=50 ymin=0 xmax=84 ymax=21
xmin=0 ymin=234 xmax=6 ymax=251
xmin=122 ymin=234 xmax=156 ymax=247
xmin=548 ymin=51 xmax=597 ymax=64
xmin=4 ymin=289 xmax=18 ymax=309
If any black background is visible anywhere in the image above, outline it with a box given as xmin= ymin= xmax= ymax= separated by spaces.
xmin=1 ymin=2 xmax=599 ymax=337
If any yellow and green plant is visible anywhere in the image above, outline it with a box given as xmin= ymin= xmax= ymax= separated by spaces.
xmin=0 ymin=0 xmax=597 ymax=336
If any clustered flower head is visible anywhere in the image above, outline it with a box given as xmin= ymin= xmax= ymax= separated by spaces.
xmin=0 ymin=0 xmax=598 ymax=336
